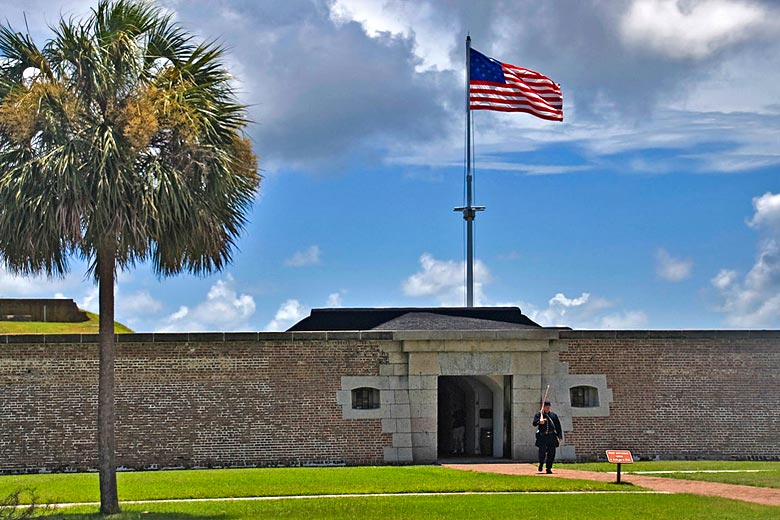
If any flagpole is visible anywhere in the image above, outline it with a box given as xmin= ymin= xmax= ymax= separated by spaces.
xmin=455 ymin=35 xmax=484 ymax=307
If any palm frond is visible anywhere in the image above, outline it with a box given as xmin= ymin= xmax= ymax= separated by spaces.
xmin=0 ymin=0 xmax=260 ymax=282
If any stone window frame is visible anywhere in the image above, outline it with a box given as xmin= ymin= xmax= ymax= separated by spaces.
xmin=570 ymin=385 xmax=600 ymax=408
xmin=562 ymin=374 xmax=613 ymax=417
xmin=352 ymin=387 xmax=381 ymax=410
xmin=337 ymin=376 xmax=395 ymax=420
xmin=337 ymin=375 xmax=414 ymax=463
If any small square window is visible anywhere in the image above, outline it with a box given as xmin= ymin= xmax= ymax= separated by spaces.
xmin=570 ymin=386 xmax=599 ymax=408
xmin=352 ymin=387 xmax=381 ymax=410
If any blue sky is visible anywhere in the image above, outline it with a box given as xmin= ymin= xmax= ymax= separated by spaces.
xmin=2 ymin=0 xmax=780 ymax=331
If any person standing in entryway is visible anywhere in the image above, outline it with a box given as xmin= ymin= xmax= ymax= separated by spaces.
xmin=451 ymin=407 xmax=466 ymax=455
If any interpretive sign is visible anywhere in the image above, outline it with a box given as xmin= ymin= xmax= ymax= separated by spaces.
xmin=605 ymin=450 xmax=633 ymax=483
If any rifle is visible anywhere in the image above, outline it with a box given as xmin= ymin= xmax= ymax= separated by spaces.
xmin=539 ymin=384 xmax=550 ymax=423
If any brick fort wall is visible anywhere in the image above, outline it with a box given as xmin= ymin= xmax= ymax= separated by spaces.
xmin=1 ymin=330 xmax=778 ymax=472
xmin=0 ymin=333 xmax=392 ymax=473
xmin=559 ymin=331 xmax=780 ymax=461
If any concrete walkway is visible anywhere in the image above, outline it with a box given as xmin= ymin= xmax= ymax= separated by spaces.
xmin=444 ymin=463 xmax=780 ymax=507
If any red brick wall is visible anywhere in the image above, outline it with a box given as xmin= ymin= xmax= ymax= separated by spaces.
xmin=0 ymin=337 xmax=391 ymax=473
xmin=559 ymin=332 xmax=780 ymax=461
xmin=3 ymin=331 xmax=778 ymax=472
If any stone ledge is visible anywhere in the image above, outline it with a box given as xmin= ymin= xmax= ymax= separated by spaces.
xmin=0 ymin=330 xmax=396 ymax=345
xmin=560 ymin=330 xmax=780 ymax=340
xmin=2 ymin=328 xmax=778 ymax=345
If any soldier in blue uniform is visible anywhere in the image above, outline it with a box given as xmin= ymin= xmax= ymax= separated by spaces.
xmin=533 ymin=400 xmax=563 ymax=474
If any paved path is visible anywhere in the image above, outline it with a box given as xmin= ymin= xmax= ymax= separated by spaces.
xmin=444 ymin=463 xmax=780 ymax=507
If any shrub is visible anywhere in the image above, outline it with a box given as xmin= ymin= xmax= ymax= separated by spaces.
xmin=0 ymin=489 xmax=50 ymax=519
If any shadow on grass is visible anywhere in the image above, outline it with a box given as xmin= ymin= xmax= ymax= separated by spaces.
xmin=48 ymin=513 xmax=227 ymax=520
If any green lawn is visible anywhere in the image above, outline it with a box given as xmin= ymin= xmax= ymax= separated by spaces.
xmin=561 ymin=461 xmax=780 ymax=488
xmin=0 ymin=311 xmax=132 ymax=334
xmin=40 ymin=493 xmax=779 ymax=519
xmin=2 ymin=466 xmax=778 ymax=519
xmin=0 ymin=466 xmax=622 ymax=505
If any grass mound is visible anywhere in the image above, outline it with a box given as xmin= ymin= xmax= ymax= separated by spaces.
xmin=0 ymin=311 xmax=133 ymax=334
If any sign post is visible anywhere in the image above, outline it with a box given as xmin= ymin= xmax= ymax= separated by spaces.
xmin=605 ymin=450 xmax=634 ymax=483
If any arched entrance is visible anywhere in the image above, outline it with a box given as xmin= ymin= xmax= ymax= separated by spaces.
xmin=437 ymin=376 xmax=508 ymax=458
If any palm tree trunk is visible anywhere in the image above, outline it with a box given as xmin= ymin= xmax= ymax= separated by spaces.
xmin=97 ymin=241 xmax=120 ymax=514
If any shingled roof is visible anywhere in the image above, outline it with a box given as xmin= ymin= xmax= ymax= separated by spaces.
xmin=287 ymin=307 xmax=541 ymax=331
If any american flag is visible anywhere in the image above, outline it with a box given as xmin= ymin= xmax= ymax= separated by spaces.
xmin=469 ymin=48 xmax=563 ymax=122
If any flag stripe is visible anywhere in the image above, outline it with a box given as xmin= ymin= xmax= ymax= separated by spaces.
xmin=469 ymin=48 xmax=563 ymax=121
xmin=470 ymin=104 xmax=564 ymax=121
xmin=469 ymin=94 xmax=562 ymax=113
xmin=470 ymin=100 xmax=562 ymax=119
xmin=470 ymin=87 xmax=563 ymax=106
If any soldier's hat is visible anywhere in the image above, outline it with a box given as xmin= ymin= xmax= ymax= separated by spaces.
xmin=543 ymin=401 xmax=551 ymax=406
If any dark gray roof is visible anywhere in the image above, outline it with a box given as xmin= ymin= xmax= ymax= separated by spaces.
xmin=373 ymin=312 xmax=538 ymax=331
xmin=287 ymin=307 xmax=541 ymax=331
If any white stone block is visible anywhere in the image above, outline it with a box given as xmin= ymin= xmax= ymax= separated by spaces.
xmin=381 ymin=418 xmax=397 ymax=433
xmin=380 ymin=390 xmax=395 ymax=405
xmin=383 ymin=447 xmax=399 ymax=463
xmin=412 ymin=446 xmax=437 ymax=462
xmin=408 ymin=352 xmax=439 ymax=375
xmin=410 ymin=401 xmax=434 ymax=419
xmin=393 ymin=364 xmax=408 ymax=376
xmin=391 ymin=404 xmax=411 ymax=419
xmin=412 ymin=432 xmax=435 ymax=447
xmin=393 ymin=433 xmax=412 ymax=448
xmin=393 ymin=390 xmax=410 ymax=404
xmin=388 ymin=351 xmax=406 ymax=364
xmin=411 ymin=417 xmax=437 ymax=433
xmin=408 ymin=389 xmax=437 ymax=405
xmin=512 ymin=374 xmax=542 ymax=390
xmin=408 ymin=375 xmax=437 ymax=390
xmin=511 ymin=352 xmax=542 ymax=374
xmin=397 ymin=448 xmax=414 ymax=462
xmin=335 ymin=390 xmax=350 ymax=405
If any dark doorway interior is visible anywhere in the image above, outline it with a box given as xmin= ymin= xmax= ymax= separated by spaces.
xmin=438 ymin=376 xmax=503 ymax=458
xmin=503 ymin=375 xmax=512 ymax=459
xmin=437 ymin=377 xmax=471 ymax=457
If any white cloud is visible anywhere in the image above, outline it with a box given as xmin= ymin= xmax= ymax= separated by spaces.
xmin=655 ymin=248 xmax=693 ymax=282
xmin=713 ymin=191 xmax=780 ymax=327
xmin=599 ymin=310 xmax=649 ymax=329
xmin=326 ymin=292 xmax=344 ymax=307
xmin=285 ymin=245 xmax=321 ymax=267
xmin=620 ymin=0 xmax=770 ymax=60
xmin=144 ymin=0 xmax=780 ymax=178
xmin=514 ymin=292 xmax=646 ymax=329
xmin=117 ymin=290 xmax=164 ymax=316
xmin=748 ymin=192 xmax=780 ymax=231
xmin=392 ymin=107 xmax=780 ymax=178
xmin=527 ymin=292 xmax=610 ymax=327
xmin=402 ymin=253 xmax=645 ymax=328
xmin=711 ymin=269 xmax=738 ymax=290
xmin=169 ymin=306 xmax=189 ymax=321
xmin=78 ymin=286 xmax=99 ymax=313
xmin=402 ymin=253 xmax=490 ymax=306
xmin=0 ymin=265 xmax=84 ymax=297
xmin=712 ymin=239 xmax=780 ymax=327
xmin=158 ymin=275 xmax=256 ymax=332
xmin=329 ymin=0 xmax=455 ymax=71
xmin=264 ymin=299 xmax=308 ymax=331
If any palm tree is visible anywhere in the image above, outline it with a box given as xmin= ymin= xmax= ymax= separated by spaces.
xmin=0 ymin=1 xmax=260 ymax=513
